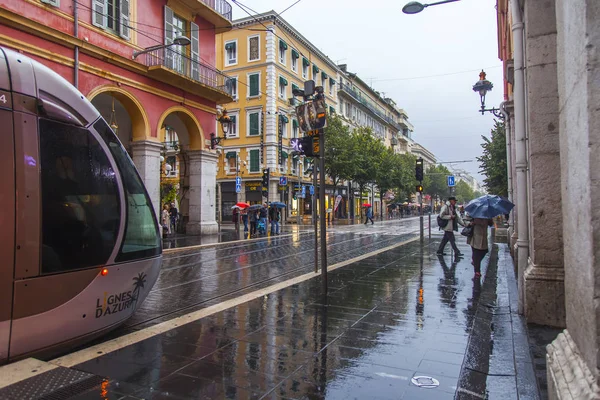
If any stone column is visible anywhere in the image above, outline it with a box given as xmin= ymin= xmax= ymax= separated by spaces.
xmin=186 ymin=150 xmax=219 ymax=235
xmin=548 ymin=1 xmax=600 ymax=398
xmin=130 ymin=140 xmax=162 ymax=220
xmin=522 ymin=0 xmax=565 ymax=327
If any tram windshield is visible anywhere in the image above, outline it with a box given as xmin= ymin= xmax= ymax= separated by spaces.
xmin=40 ymin=119 xmax=120 ymax=273
xmin=93 ymin=119 xmax=161 ymax=262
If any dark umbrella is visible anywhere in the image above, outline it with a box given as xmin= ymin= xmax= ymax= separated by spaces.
xmin=269 ymin=201 xmax=287 ymax=208
xmin=247 ymin=204 xmax=264 ymax=211
xmin=465 ymin=195 xmax=514 ymax=219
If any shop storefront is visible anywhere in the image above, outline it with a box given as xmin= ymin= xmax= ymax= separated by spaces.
xmin=245 ymin=181 xmax=263 ymax=204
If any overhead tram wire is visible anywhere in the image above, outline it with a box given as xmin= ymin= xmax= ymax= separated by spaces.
xmin=278 ymin=0 xmax=303 ymax=16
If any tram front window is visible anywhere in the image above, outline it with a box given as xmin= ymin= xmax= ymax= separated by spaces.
xmin=40 ymin=119 xmax=120 ymax=273
xmin=94 ymin=119 xmax=161 ymax=262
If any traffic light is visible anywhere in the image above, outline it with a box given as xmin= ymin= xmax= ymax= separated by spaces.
xmin=262 ymin=168 xmax=270 ymax=190
xmin=296 ymin=136 xmax=318 ymax=157
xmin=415 ymin=157 xmax=424 ymax=181
xmin=210 ymin=133 xmax=216 ymax=150
xmin=416 ymin=184 xmax=423 ymax=193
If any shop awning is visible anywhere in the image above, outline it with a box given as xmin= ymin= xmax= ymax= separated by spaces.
xmin=302 ymin=57 xmax=310 ymax=67
xmin=329 ymin=77 xmax=335 ymax=86
xmin=321 ymin=71 xmax=328 ymax=80
xmin=279 ymin=114 xmax=289 ymax=123
xmin=313 ymin=64 xmax=320 ymax=74
xmin=282 ymin=151 xmax=289 ymax=158
xmin=292 ymin=83 xmax=299 ymax=92
xmin=291 ymin=49 xmax=299 ymax=59
xmin=279 ymin=39 xmax=288 ymax=50
xmin=279 ymin=76 xmax=288 ymax=86
xmin=225 ymin=42 xmax=236 ymax=51
xmin=225 ymin=151 xmax=236 ymax=159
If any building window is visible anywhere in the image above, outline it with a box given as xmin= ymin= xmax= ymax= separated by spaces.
xmin=225 ymin=41 xmax=237 ymax=66
xmin=248 ymin=35 xmax=260 ymax=61
xmin=329 ymin=78 xmax=334 ymax=96
xmin=249 ymin=149 xmax=260 ymax=172
xmin=228 ymin=114 xmax=239 ymax=137
xmin=248 ymin=73 xmax=260 ymax=97
xmin=279 ymin=114 xmax=289 ymax=139
xmin=163 ymin=6 xmax=199 ymax=78
xmin=292 ymin=159 xmax=298 ymax=174
xmin=291 ymin=51 xmax=298 ymax=72
xmin=279 ymin=76 xmax=288 ymax=99
xmin=292 ymin=119 xmax=299 ymax=138
xmin=230 ymin=77 xmax=238 ymax=99
xmin=227 ymin=155 xmax=237 ymax=173
xmin=247 ymin=111 xmax=261 ymax=136
xmin=302 ymin=58 xmax=309 ymax=79
xmin=92 ymin=0 xmax=130 ymax=40
xmin=279 ymin=40 xmax=288 ymax=65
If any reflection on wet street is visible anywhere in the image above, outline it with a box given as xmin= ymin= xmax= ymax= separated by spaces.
xmin=122 ymin=219 xmax=423 ymax=330
xmin=71 ymin=223 xmax=489 ymax=400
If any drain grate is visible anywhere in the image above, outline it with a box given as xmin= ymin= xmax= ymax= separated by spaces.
xmin=411 ymin=375 xmax=440 ymax=388
xmin=0 ymin=366 xmax=106 ymax=400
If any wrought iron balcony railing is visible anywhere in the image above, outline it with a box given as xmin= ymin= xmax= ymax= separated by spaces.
xmin=144 ymin=48 xmax=234 ymax=97
xmin=340 ymin=84 xmax=403 ymax=131
xmin=201 ymin=0 xmax=233 ymax=21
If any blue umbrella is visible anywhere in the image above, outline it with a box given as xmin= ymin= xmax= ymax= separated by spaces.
xmin=269 ymin=201 xmax=287 ymax=208
xmin=465 ymin=195 xmax=514 ymax=219
xmin=247 ymin=204 xmax=265 ymax=211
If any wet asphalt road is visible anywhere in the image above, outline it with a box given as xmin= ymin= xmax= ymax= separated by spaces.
xmin=70 ymin=231 xmax=488 ymax=400
xmin=120 ymin=218 xmax=425 ymax=332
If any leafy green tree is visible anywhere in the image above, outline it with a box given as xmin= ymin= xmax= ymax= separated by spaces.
xmin=422 ymin=164 xmax=452 ymax=200
xmin=350 ymin=127 xmax=385 ymax=214
xmin=478 ymin=120 xmax=508 ymax=196
xmin=323 ymin=115 xmax=355 ymax=193
xmin=454 ymin=180 xmax=474 ymax=204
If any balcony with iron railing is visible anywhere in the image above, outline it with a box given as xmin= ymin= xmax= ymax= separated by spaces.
xmin=340 ymin=84 xmax=403 ymax=131
xmin=142 ymin=48 xmax=234 ymax=104
xmin=176 ymin=0 xmax=233 ymax=32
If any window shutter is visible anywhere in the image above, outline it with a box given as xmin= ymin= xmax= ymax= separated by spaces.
xmin=250 ymin=150 xmax=259 ymax=171
xmin=164 ymin=6 xmax=175 ymax=68
xmin=249 ymin=113 xmax=259 ymax=135
xmin=249 ymin=74 xmax=259 ymax=96
xmin=41 ymin=0 xmax=60 ymax=6
xmin=190 ymin=21 xmax=200 ymax=80
xmin=119 ymin=0 xmax=130 ymax=40
xmin=92 ymin=0 xmax=107 ymax=28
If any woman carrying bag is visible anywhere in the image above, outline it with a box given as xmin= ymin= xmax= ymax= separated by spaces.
xmin=467 ymin=218 xmax=494 ymax=278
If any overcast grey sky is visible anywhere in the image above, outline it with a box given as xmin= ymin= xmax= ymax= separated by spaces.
xmin=231 ymin=0 xmax=503 ymax=182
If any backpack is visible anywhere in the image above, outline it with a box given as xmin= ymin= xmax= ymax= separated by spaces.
xmin=437 ymin=206 xmax=449 ymax=229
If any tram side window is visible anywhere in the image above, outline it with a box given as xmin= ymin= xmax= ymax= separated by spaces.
xmin=40 ymin=119 xmax=120 ymax=273
xmin=94 ymin=119 xmax=161 ymax=262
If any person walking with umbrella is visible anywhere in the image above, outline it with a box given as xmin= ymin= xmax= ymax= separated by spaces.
xmin=249 ymin=208 xmax=258 ymax=236
xmin=464 ymin=194 xmax=515 ymax=278
xmin=468 ymin=218 xmax=494 ymax=278
xmin=437 ymin=196 xmax=466 ymax=258
xmin=363 ymin=204 xmax=374 ymax=225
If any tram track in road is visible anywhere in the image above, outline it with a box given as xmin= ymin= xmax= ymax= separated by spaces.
xmin=119 ymin=220 xmax=426 ymax=332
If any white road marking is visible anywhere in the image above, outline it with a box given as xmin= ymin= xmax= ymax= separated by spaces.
xmin=49 ymin=236 xmax=419 ymax=369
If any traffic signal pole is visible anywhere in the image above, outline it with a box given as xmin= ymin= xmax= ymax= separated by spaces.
xmin=319 ymin=128 xmax=327 ymax=294
xmin=313 ymin=163 xmax=318 ymax=273
xmin=420 ymin=180 xmax=424 ymax=244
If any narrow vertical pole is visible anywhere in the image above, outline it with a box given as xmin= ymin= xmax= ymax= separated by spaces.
xmin=419 ymin=180 xmax=424 ymax=244
xmin=428 ymin=213 xmax=431 ymax=239
xmin=313 ymin=162 xmax=318 ymax=273
xmin=319 ymin=129 xmax=327 ymax=294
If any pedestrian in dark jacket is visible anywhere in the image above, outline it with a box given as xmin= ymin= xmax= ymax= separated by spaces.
xmin=249 ymin=210 xmax=258 ymax=235
xmin=437 ymin=196 xmax=465 ymax=259
xmin=364 ymin=206 xmax=374 ymax=225
xmin=468 ymin=218 xmax=494 ymax=277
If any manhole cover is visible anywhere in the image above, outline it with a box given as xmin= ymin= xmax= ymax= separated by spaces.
xmin=411 ymin=376 xmax=440 ymax=388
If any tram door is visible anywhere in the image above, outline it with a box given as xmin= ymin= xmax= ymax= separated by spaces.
xmin=0 ymin=107 xmax=15 ymax=364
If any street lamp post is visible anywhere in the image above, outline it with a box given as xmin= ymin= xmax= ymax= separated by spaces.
xmin=402 ymin=0 xmax=460 ymax=14
xmin=132 ymin=36 xmax=191 ymax=59
xmin=472 ymin=70 xmax=504 ymax=119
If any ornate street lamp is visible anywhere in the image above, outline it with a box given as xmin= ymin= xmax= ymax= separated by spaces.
xmin=210 ymin=109 xmax=233 ymax=149
xmin=402 ymin=0 xmax=460 ymax=14
xmin=472 ymin=70 xmax=503 ymax=119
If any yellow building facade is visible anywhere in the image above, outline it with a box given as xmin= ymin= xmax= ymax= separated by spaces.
xmin=216 ymin=11 xmax=340 ymax=222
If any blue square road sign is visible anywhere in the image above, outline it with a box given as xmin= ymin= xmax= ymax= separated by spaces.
xmin=447 ymin=176 xmax=456 ymax=187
